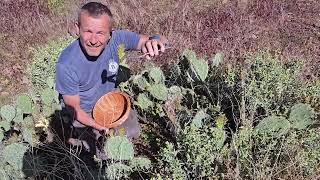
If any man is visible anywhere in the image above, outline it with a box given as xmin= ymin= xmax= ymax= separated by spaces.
xmin=55 ymin=2 xmax=168 ymax=158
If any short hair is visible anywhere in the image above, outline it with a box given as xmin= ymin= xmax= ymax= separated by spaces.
xmin=78 ymin=2 xmax=113 ymax=28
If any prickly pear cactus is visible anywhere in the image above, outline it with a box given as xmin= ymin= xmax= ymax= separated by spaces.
xmin=211 ymin=127 xmax=227 ymax=151
xmin=168 ymin=86 xmax=183 ymax=100
xmin=42 ymin=105 xmax=54 ymax=117
xmin=0 ymin=120 xmax=11 ymax=131
xmin=289 ymin=103 xmax=315 ymax=130
xmin=129 ymin=157 xmax=151 ymax=171
xmin=106 ymin=162 xmax=131 ymax=180
xmin=183 ymin=49 xmax=209 ymax=82
xmin=0 ymin=105 xmax=16 ymax=122
xmin=21 ymin=116 xmax=36 ymax=145
xmin=41 ymin=88 xmax=55 ymax=106
xmin=0 ymin=129 xmax=4 ymax=141
xmin=13 ymin=108 xmax=24 ymax=123
xmin=133 ymin=75 xmax=150 ymax=90
xmin=105 ymin=136 xmax=134 ymax=161
xmin=255 ymin=116 xmax=291 ymax=137
xmin=215 ymin=114 xmax=228 ymax=129
xmin=134 ymin=93 xmax=154 ymax=110
xmin=2 ymin=143 xmax=28 ymax=170
xmin=192 ymin=110 xmax=208 ymax=128
xmin=211 ymin=52 xmax=224 ymax=67
xmin=149 ymin=67 xmax=165 ymax=84
xmin=147 ymin=84 xmax=168 ymax=101
xmin=16 ymin=94 xmax=32 ymax=114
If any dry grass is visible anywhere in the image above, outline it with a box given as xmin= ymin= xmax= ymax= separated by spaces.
xmin=1 ymin=0 xmax=319 ymax=98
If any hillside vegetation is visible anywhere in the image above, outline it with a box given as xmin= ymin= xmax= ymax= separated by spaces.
xmin=0 ymin=0 xmax=319 ymax=179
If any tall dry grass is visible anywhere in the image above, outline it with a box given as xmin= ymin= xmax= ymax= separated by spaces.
xmin=1 ymin=0 xmax=319 ymax=98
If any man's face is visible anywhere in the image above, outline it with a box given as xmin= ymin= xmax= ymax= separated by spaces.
xmin=77 ymin=12 xmax=111 ymax=57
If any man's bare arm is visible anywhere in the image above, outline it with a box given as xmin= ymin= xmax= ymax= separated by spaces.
xmin=63 ymin=94 xmax=107 ymax=131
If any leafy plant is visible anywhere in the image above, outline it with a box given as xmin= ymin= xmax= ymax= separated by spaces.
xmin=29 ymin=37 xmax=73 ymax=89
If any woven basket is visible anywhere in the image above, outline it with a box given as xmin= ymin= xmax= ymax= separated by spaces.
xmin=93 ymin=91 xmax=131 ymax=128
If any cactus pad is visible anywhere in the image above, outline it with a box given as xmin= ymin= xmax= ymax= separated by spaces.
xmin=106 ymin=162 xmax=131 ymax=180
xmin=130 ymin=157 xmax=151 ymax=170
xmin=0 ymin=105 xmax=16 ymax=122
xmin=183 ymin=49 xmax=209 ymax=82
xmin=289 ymin=103 xmax=315 ymax=130
xmin=192 ymin=110 xmax=208 ymax=128
xmin=149 ymin=67 xmax=165 ymax=84
xmin=134 ymin=93 xmax=154 ymax=110
xmin=147 ymin=84 xmax=168 ymax=101
xmin=16 ymin=95 xmax=32 ymax=114
xmin=41 ymin=88 xmax=55 ymax=106
xmin=13 ymin=108 xmax=24 ymax=123
xmin=105 ymin=136 xmax=134 ymax=161
xmin=255 ymin=116 xmax=291 ymax=137
xmin=3 ymin=143 xmax=28 ymax=170
xmin=133 ymin=75 xmax=150 ymax=90
xmin=0 ymin=120 xmax=11 ymax=132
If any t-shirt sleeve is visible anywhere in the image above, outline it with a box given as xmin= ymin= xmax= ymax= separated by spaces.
xmin=114 ymin=30 xmax=140 ymax=50
xmin=55 ymin=63 xmax=79 ymax=95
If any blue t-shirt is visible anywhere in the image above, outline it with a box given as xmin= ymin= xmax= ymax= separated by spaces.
xmin=55 ymin=30 xmax=140 ymax=114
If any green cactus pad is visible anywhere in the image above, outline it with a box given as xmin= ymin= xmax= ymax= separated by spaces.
xmin=133 ymin=75 xmax=150 ymax=90
xmin=0 ymin=120 xmax=11 ymax=131
xmin=106 ymin=163 xmax=131 ymax=180
xmin=105 ymin=136 xmax=134 ymax=161
xmin=289 ymin=103 xmax=315 ymax=130
xmin=16 ymin=95 xmax=32 ymax=114
xmin=22 ymin=129 xmax=35 ymax=145
xmin=42 ymin=105 xmax=54 ymax=117
xmin=148 ymin=84 xmax=168 ymax=101
xmin=211 ymin=52 xmax=224 ymax=67
xmin=13 ymin=108 xmax=24 ymax=123
xmin=0 ymin=129 xmax=4 ymax=141
xmin=134 ymin=93 xmax=154 ymax=110
xmin=41 ymin=88 xmax=55 ymax=106
xmin=183 ymin=49 xmax=209 ymax=82
xmin=149 ymin=67 xmax=165 ymax=84
xmin=3 ymin=143 xmax=28 ymax=170
xmin=192 ymin=110 xmax=208 ymax=128
xmin=211 ymin=127 xmax=227 ymax=151
xmin=255 ymin=116 xmax=291 ymax=137
xmin=130 ymin=157 xmax=151 ymax=170
xmin=22 ymin=116 xmax=34 ymax=129
xmin=169 ymin=86 xmax=183 ymax=97
xmin=0 ymin=105 xmax=16 ymax=122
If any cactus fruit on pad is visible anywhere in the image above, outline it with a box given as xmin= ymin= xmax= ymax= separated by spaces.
xmin=93 ymin=91 xmax=131 ymax=128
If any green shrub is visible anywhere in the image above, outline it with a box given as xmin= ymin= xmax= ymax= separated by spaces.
xmin=29 ymin=37 xmax=73 ymax=89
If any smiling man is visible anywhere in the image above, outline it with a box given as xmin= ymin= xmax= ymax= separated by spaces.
xmin=55 ymin=2 xmax=168 ymax=160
